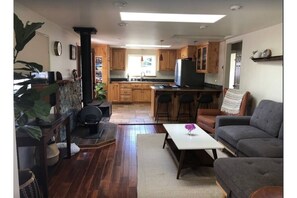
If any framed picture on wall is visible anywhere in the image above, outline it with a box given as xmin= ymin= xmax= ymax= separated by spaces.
xmin=70 ymin=44 xmax=76 ymax=60
xmin=95 ymin=56 xmax=103 ymax=69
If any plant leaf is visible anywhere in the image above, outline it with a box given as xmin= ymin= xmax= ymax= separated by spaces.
xmin=14 ymin=14 xmax=44 ymax=53
xmin=14 ymin=84 xmax=28 ymax=97
xmin=17 ymin=125 xmax=42 ymax=140
xmin=39 ymin=83 xmax=58 ymax=98
xmin=15 ymin=60 xmax=43 ymax=72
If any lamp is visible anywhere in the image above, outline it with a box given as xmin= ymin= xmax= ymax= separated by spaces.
xmin=159 ymin=40 xmax=164 ymax=61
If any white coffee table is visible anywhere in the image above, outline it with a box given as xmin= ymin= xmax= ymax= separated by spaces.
xmin=162 ymin=123 xmax=224 ymax=179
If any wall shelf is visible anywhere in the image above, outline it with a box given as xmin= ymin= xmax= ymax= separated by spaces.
xmin=251 ymin=55 xmax=283 ymax=62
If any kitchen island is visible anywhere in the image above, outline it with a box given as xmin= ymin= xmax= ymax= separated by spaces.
xmin=150 ymin=85 xmax=222 ymax=121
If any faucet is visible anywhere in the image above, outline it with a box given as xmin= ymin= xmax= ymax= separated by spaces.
xmin=140 ymin=72 xmax=145 ymax=81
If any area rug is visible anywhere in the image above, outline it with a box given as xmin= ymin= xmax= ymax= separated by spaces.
xmin=71 ymin=121 xmax=117 ymax=148
xmin=137 ymin=133 xmax=224 ymax=198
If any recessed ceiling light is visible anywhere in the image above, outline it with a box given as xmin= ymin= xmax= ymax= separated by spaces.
xmin=113 ymin=1 xmax=127 ymax=8
xmin=230 ymin=5 xmax=242 ymax=11
xmin=125 ymin=44 xmax=171 ymax=48
xmin=118 ymin=22 xmax=127 ymax=27
xmin=199 ymin=25 xmax=208 ymax=29
xmin=120 ymin=12 xmax=225 ymax=23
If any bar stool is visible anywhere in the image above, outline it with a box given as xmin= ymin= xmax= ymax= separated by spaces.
xmin=176 ymin=94 xmax=194 ymax=122
xmin=195 ymin=93 xmax=213 ymax=120
xmin=155 ymin=94 xmax=172 ymax=123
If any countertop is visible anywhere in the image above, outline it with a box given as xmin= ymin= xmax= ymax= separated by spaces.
xmin=110 ymin=78 xmax=174 ymax=83
xmin=150 ymin=85 xmax=222 ymax=92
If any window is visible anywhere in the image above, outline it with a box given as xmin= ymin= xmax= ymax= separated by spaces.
xmin=127 ymin=54 xmax=156 ymax=76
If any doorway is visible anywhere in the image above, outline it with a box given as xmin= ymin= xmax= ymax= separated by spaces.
xmin=225 ymin=41 xmax=242 ymax=89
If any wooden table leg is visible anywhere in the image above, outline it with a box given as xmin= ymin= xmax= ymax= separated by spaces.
xmin=39 ymin=136 xmax=49 ymax=198
xmin=177 ymin=150 xmax=186 ymax=179
xmin=212 ymin=149 xmax=218 ymax=159
xmin=162 ymin=132 xmax=169 ymax=149
xmin=65 ymin=118 xmax=71 ymax=158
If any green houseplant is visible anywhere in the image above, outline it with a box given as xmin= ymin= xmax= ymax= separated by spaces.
xmin=14 ymin=13 xmax=58 ymax=140
xmin=94 ymin=82 xmax=107 ymax=102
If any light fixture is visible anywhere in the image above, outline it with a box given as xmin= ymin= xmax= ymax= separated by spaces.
xmin=230 ymin=5 xmax=242 ymax=11
xmin=199 ymin=25 xmax=208 ymax=29
xmin=159 ymin=40 xmax=164 ymax=61
xmin=118 ymin=22 xmax=127 ymax=27
xmin=113 ymin=1 xmax=127 ymax=8
xmin=120 ymin=12 xmax=225 ymax=23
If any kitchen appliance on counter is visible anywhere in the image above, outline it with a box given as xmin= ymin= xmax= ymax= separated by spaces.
xmin=174 ymin=59 xmax=205 ymax=87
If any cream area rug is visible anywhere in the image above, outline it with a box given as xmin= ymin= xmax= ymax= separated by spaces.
xmin=137 ymin=133 xmax=224 ymax=198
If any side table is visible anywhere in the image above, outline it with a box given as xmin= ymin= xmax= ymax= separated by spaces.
xmin=16 ymin=112 xmax=72 ymax=198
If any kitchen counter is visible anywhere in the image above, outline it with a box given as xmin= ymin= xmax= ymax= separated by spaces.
xmin=150 ymin=85 xmax=222 ymax=120
xmin=110 ymin=78 xmax=174 ymax=83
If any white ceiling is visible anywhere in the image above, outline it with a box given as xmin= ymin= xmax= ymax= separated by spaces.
xmin=15 ymin=0 xmax=283 ymax=49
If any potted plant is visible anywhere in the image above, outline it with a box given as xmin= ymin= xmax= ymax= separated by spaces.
xmin=94 ymin=82 xmax=107 ymax=102
xmin=14 ymin=13 xmax=58 ymax=140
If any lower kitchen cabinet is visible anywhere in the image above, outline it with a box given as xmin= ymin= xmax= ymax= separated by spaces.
xmin=132 ymin=89 xmax=151 ymax=102
xmin=108 ymin=83 xmax=120 ymax=102
xmin=120 ymin=83 xmax=132 ymax=103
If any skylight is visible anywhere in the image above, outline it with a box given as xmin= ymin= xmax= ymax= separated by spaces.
xmin=120 ymin=12 xmax=225 ymax=23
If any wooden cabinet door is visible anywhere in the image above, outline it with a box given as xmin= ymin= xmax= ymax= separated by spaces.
xmin=142 ymin=89 xmax=151 ymax=102
xmin=108 ymin=83 xmax=120 ymax=102
xmin=158 ymin=50 xmax=176 ymax=71
xmin=158 ymin=50 xmax=169 ymax=71
xmin=180 ymin=46 xmax=196 ymax=59
xmin=168 ymin=50 xmax=177 ymax=71
xmin=196 ymin=42 xmax=219 ymax=73
xmin=111 ymin=48 xmax=125 ymax=70
xmin=132 ymin=89 xmax=143 ymax=102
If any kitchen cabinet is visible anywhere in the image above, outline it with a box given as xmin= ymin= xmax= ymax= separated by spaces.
xmin=111 ymin=48 xmax=126 ymax=70
xmin=180 ymin=45 xmax=196 ymax=60
xmin=131 ymin=83 xmax=151 ymax=102
xmin=196 ymin=42 xmax=219 ymax=73
xmin=158 ymin=49 xmax=177 ymax=71
xmin=120 ymin=83 xmax=132 ymax=102
xmin=108 ymin=83 xmax=120 ymax=102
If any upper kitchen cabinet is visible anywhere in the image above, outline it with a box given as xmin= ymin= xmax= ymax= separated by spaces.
xmin=158 ymin=49 xmax=177 ymax=71
xmin=111 ymin=48 xmax=126 ymax=70
xmin=180 ymin=45 xmax=196 ymax=60
xmin=196 ymin=42 xmax=219 ymax=73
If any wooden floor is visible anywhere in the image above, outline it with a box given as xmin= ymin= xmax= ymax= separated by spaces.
xmin=48 ymin=124 xmax=166 ymax=198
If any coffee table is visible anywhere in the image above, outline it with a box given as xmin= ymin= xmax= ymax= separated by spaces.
xmin=162 ymin=123 xmax=224 ymax=179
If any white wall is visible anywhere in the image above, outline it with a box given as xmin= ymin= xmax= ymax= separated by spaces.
xmin=205 ymin=23 xmax=283 ymax=106
xmin=14 ymin=2 xmax=80 ymax=79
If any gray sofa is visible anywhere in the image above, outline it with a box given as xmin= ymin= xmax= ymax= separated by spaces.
xmin=214 ymin=157 xmax=283 ymax=198
xmin=215 ymin=100 xmax=283 ymax=157
xmin=213 ymin=100 xmax=283 ymax=197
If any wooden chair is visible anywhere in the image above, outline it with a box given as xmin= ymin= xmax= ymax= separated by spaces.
xmin=196 ymin=88 xmax=250 ymax=134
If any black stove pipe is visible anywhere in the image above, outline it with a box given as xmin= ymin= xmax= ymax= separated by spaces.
xmin=73 ymin=27 xmax=97 ymax=106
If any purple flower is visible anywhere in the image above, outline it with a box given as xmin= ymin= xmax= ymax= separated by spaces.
xmin=185 ymin=124 xmax=196 ymax=132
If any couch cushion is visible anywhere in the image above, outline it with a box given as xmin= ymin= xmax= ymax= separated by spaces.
xmin=237 ymin=138 xmax=283 ymax=157
xmin=197 ymin=115 xmax=216 ymax=128
xmin=216 ymin=125 xmax=271 ymax=149
xmin=214 ymin=158 xmax=283 ymax=198
xmin=250 ymin=100 xmax=283 ymax=137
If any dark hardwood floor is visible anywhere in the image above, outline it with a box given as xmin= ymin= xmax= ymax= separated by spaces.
xmin=48 ymin=124 xmax=166 ymax=198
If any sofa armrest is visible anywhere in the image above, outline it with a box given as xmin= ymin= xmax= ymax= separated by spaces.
xmin=197 ymin=108 xmax=222 ymax=116
xmin=215 ymin=115 xmax=251 ymax=128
